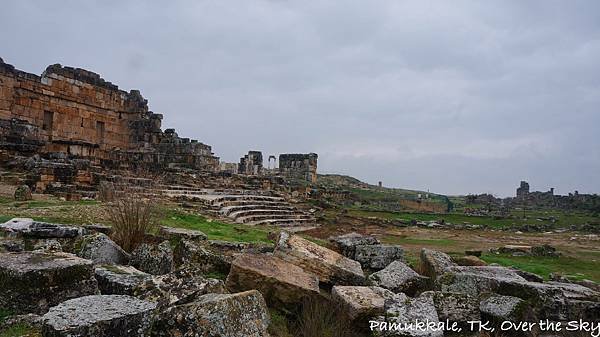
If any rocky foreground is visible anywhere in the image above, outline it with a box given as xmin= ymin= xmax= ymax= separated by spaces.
xmin=0 ymin=218 xmax=599 ymax=337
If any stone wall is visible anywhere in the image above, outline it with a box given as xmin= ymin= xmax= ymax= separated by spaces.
xmin=0 ymin=57 xmax=219 ymax=192
xmin=279 ymin=153 xmax=318 ymax=183
xmin=238 ymin=151 xmax=263 ymax=175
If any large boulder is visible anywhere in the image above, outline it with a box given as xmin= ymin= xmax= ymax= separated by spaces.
xmin=354 ymin=244 xmax=404 ymax=270
xmin=14 ymin=184 xmax=32 ymax=201
xmin=421 ymin=291 xmax=480 ymax=328
xmin=95 ymin=265 xmax=151 ymax=295
xmin=152 ymin=290 xmax=270 ymax=337
xmin=368 ymin=260 xmax=429 ymax=296
xmin=420 ymin=248 xmax=457 ymax=280
xmin=328 ymin=232 xmax=380 ymax=259
xmin=0 ymin=218 xmax=83 ymax=239
xmin=331 ymin=286 xmax=394 ymax=321
xmin=274 ymin=232 xmax=365 ymax=285
xmin=372 ymin=292 xmax=443 ymax=337
xmin=41 ymin=295 xmax=156 ymax=337
xmin=130 ymin=241 xmax=174 ymax=275
xmin=0 ymin=251 xmax=98 ymax=314
xmin=134 ymin=266 xmax=226 ymax=308
xmin=226 ymin=253 xmax=319 ymax=308
xmin=78 ymin=233 xmax=130 ymax=265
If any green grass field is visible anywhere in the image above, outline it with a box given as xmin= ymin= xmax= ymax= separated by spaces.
xmin=481 ymin=253 xmax=600 ymax=282
xmin=160 ymin=210 xmax=273 ymax=244
xmin=348 ymin=209 xmax=598 ymax=229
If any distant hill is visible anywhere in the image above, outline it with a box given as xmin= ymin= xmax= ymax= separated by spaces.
xmin=316 ymin=174 xmax=451 ymax=211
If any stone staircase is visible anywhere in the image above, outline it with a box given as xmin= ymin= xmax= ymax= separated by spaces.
xmin=157 ymin=187 xmax=318 ymax=230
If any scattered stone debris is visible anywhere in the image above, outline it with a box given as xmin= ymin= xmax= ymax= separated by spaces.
xmin=159 ymin=226 xmax=208 ymax=242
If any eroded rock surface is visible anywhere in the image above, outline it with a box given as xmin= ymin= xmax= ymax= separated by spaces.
xmin=152 ymin=290 xmax=270 ymax=337
xmin=0 ymin=218 xmax=83 ymax=239
xmin=159 ymin=226 xmax=208 ymax=242
xmin=41 ymin=295 xmax=155 ymax=337
xmin=354 ymin=244 xmax=404 ymax=270
xmin=95 ymin=265 xmax=151 ymax=295
xmin=0 ymin=251 xmax=98 ymax=314
xmin=331 ymin=286 xmax=394 ymax=321
xmin=130 ymin=241 xmax=174 ymax=275
xmin=78 ymin=233 xmax=130 ymax=265
xmin=368 ymin=260 xmax=428 ymax=295
xmin=226 ymin=253 xmax=319 ymax=307
xmin=329 ymin=232 xmax=380 ymax=259
xmin=420 ymin=248 xmax=456 ymax=280
xmin=274 ymin=232 xmax=365 ymax=285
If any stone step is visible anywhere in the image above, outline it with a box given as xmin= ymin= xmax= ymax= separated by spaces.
xmin=245 ymin=218 xmax=317 ymax=227
xmin=220 ymin=204 xmax=295 ymax=216
xmin=227 ymin=208 xmax=299 ymax=219
xmin=214 ymin=200 xmax=290 ymax=209
xmin=235 ymin=213 xmax=315 ymax=224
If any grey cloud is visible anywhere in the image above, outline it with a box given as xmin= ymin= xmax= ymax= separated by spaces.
xmin=1 ymin=0 xmax=599 ymax=196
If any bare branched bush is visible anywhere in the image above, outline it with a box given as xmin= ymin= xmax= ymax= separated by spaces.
xmin=106 ymin=188 xmax=159 ymax=252
xmin=295 ymin=297 xmax=356 ymax=337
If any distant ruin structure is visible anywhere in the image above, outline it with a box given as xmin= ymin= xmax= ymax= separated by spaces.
xmin=516 ymin=181 xmax=530 ymax=198
xmin=238 ymin=151 xmax=263 ymax=175
xmin=279 ymin=153 xmax=318 ymax=183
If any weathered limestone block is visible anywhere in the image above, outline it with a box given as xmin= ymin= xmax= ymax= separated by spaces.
xmin=354 ymin=244 xmax=404 ymax=270
xmin=173 ymin=239 xmax=230 ymax=273
xmin=78 ymin=233 xmax=130 ymax=265
xmin=438 ymin=266 xmax=600 ymax=321
xmin=14 ymin=184 xmax=32 ymax=201
xmin=159 ymin=226 xmax=207 ymax=242
xmin=331 ymin=286 xmax=394 ymax=321
xmin=0 ymin=251 xmax=98 ymax=314
xmin=373 ymin=293 xmax=443 ymax=337
xmin=226 ymin=254 xmax=319 ymax=307
xmin=479 ymin=294 xmax=527 ymax=322
xmin=152 ymin=290 xmax=270 ymax=337
xmin=95 ymin=265 xmax=151 ymax=295
xmin=328 ymin=232 xmax=380 ymax=259
xmin=0 ymin=218 xmax=83 ymax=239
xmin=437 ymin=266 xmax=528 ymax=296
xmin=130 ymin=241 xmax=174 ymax=275
xmin=41 ymin=295 xmax=156 ymax=337
xmin=421 ymin=291 xmax=480 ymax=327
xmin=274 ymin=232 xmax=365 ymax=285
xmin=134 ymin=266 xmax=226 ymax=308
xmin=368 ymin=260 xmax=429 ymax=295
xmin=420 ymin=248 xmax=457 ymax=280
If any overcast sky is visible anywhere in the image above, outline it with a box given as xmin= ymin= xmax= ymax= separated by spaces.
xmin=2 ymin=1 xmax=599 ymax=197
